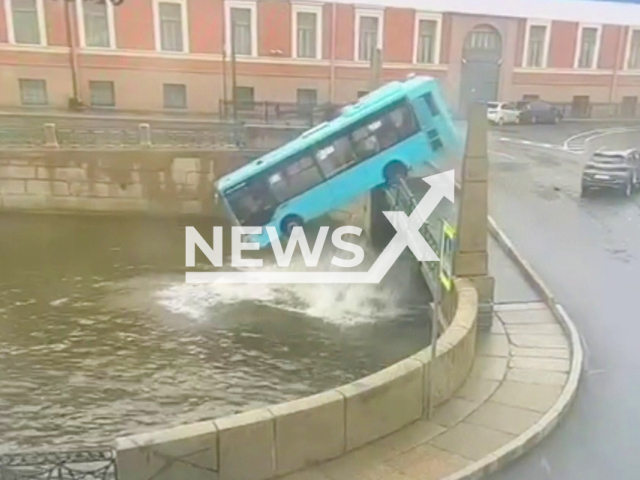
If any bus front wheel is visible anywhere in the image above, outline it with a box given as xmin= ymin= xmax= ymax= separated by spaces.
xmin=384 ymin=162 xmax=408 ymax=185
xmin=281 ymin=215 xmax=304 ymax=237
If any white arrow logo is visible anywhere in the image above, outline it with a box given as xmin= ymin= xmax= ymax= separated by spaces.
xmin=186 ymin=170 xmax=455 ymax=284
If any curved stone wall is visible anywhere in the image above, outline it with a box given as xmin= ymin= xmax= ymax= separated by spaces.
xmin=115 ymin=278 xmax=478 ymax=480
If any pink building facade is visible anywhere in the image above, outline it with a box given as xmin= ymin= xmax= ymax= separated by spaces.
xmin=1 ymin=0 xmax=640 ymax=115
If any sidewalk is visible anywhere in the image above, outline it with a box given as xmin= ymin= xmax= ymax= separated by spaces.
xmin=280 ymin=236 xmax=580 ymax=480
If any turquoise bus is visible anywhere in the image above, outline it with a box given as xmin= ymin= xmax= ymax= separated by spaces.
xmin=215 ymin=75 xmax=459 ymax=248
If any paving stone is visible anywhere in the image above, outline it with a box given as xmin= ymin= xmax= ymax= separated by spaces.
xmin=490 ymin=381 xmax=563 ymax=413
xmin=430 ymin=422 xmax=515 ymax=461
xmin=454 ymin=378 xmax=500 ymax=404
xmin=431 ymin=398 xmax=481 ymax=428
xmin=385 ymin=444 xmax=471 ymax=480
xmin=321 ymin=461 xmax=413 ymax=480
xmin=498 ymin=309 xmax=556 ymax=324
xmin=468 ymin=356 xmax=508 ymax=381
xmin=509 ymin=357 xmax=570 ymax=373
xmin=510 ymin=346 xmax=570 ymax=359
xmin=465 ymin=401 xmax=543 ymax=436
xmin=374 ymin=421 xmax=445 ymax=455
xmin=318 ymin=441 xmax=390 ymax=479
xmin=504 ymin=324 xmax=565 ymax=336
xmin=494 ymin=302 xmax=546 ymax=312
xmin=505 ymin=368 xmax=568 ymax=387
xmin=489 ymin=318 xmax=506 ymax=335
xmin=476 ymin=333 xmax=510 ymax=357
xmin=509 ymin=334 xmax=569 ymax=349
xmin=281 ymin=469 xmax=333 ymax=480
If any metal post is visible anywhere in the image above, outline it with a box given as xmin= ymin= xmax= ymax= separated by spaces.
xmin=230 ymin=21 xmax=238 ymax=123
xmin=427 ymin=266 xmax=441 ymax=419
xmin=222 ymin=47 xmax=228 ymax=119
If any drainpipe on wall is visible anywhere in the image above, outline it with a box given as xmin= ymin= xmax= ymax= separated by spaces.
xmin=609 ymin=26 xmax=625 ymax=115
xmin=329 ymin=2 xmax=337 ymax=104
xmin=65 ymin=0 xmax=82 ymax=109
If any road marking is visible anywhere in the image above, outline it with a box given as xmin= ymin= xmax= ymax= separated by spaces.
xmin=540 ymin=457 xmax=552 ymax=476
xmin=563 ymin=127 xmax=640 ymax=153
xmin=497 ymin=137 xmax=579 ymax=154
xmin=489 ymin=150 xmax=516 ymax=160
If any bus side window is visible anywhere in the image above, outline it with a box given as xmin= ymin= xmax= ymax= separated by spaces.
xmin=268 ymin=156 xmax=324 ymax=202
xmin=378 ymin=104 xmax=418 ymax=148
xmin=351 ymin=119 xmax=382 ymax=161
xmin=316 ymin=136 xmax=354 ymax=177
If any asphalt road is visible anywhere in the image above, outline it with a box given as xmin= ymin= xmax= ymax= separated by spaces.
xmin=484 ymin=122 xmax=640 ymax=479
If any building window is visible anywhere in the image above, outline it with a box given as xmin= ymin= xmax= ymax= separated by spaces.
xmin=522 ymin=94 xmax=540 ymax=101
xmin=164 ymin=84 xmax=187 ymax=109
xmin=293 ymin=5 xmax=322 ymax=59
xmin=357 ymin=90 xmax=369 ymax=99
xmin=89 ymin=81 xmax=115 ymax=107
xmin=627 ymin=29 xmax=640 ymax=69
xmin=356 ymin=10 xmax=383 ymax=62
xmin=234 ymin=86 xmax=254 ymax=110
xmin=576 ymin=25 xmax=600 ymax=69
xmin=524 ymin=22 xmax=550 ymax=68
xmin=78 ymin=0 xmax=114 ymax=48
xmin=226 ymin=1 xmax=257 ymax=56
xmin=156 ymin=1 xmax=187 ymax=52
xmin=10 ymin=0 xmax=44 ymax=45
xmin=297 ymin=88 xmax=317 ymax=105
xmin=414 ymin=13 xmax=441 ymax=65
xmin=19 ymin=79 xmax=47 ymax=105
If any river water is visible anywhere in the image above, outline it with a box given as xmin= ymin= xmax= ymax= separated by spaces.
xmin=0 ymin=213 xmax=431 ymax=453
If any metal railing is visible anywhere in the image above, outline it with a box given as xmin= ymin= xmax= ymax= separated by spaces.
xmin=546 ymin=102 xmax=640 ymax=120
xmin=0 ymin=123 xmax=248 ymax=150
xmin=0 ymin=449 xmax=117 ymax=479
xmin=218 ymin=100 xmax=342 ymax=127
xmin=383 ymin=178 xmax=440 ymax=282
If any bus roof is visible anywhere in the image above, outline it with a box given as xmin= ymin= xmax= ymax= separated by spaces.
xmin=217 ymin=75 xmax=436 ymax=191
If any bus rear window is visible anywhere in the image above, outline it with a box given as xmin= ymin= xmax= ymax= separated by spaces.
xmin=423 ymin=92 xmax=440 ymax=117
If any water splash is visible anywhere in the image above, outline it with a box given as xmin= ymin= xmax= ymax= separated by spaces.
xmin=156 ymin=235 xmax=418 ymax=326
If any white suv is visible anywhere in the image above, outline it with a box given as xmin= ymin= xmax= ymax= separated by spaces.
xmin=487 ymin=102 xmax=520 ymax=126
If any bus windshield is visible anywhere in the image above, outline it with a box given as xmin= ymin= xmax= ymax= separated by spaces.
xmin=224 ymin=178 xmax=277 ymax=226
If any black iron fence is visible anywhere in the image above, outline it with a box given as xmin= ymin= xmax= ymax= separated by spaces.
xmin=548 ymin=102 xmax=640 ymax=120
xmin=0 ymin=123 xmax=248 ymax=149
xmin=218 ymin=100 xmax=341 ymax=127
xmin=0 ymin=449 xmax=117 ymax=479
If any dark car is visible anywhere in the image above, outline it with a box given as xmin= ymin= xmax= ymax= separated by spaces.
xmin=516 ymin=100 xmax=563 ymax=124
xmin=581 ymin=149 xmax=640 ymax=197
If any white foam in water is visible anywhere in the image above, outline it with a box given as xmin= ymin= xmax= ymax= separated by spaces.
xmin=155 ymin=236 xmax=411 ymax=326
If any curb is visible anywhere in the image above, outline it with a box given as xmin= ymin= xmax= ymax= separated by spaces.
xmin=440 ymin=215 xmax=584 ymax=480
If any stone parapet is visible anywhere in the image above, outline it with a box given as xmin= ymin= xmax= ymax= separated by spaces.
xmin=115 ymin=278 xmax=478 ymax=480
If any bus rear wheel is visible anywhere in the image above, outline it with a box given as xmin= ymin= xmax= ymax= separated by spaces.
xmin=281 ymin=215 xmax=304 ymax=237
xmin=384 ymin=162 xmax=408 ymax=185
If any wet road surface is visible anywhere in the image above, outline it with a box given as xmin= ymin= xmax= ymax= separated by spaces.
xmin=485 ymin=122 xmax=640 ymax=479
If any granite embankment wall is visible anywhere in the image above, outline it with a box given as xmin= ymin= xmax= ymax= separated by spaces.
xmin=115 ymin=278 xmax=478 ymax=480
xmin=0 ymin=124 xmax=303 ymax=216
xmin=0 ymin=150 xmax=252 ymax=216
